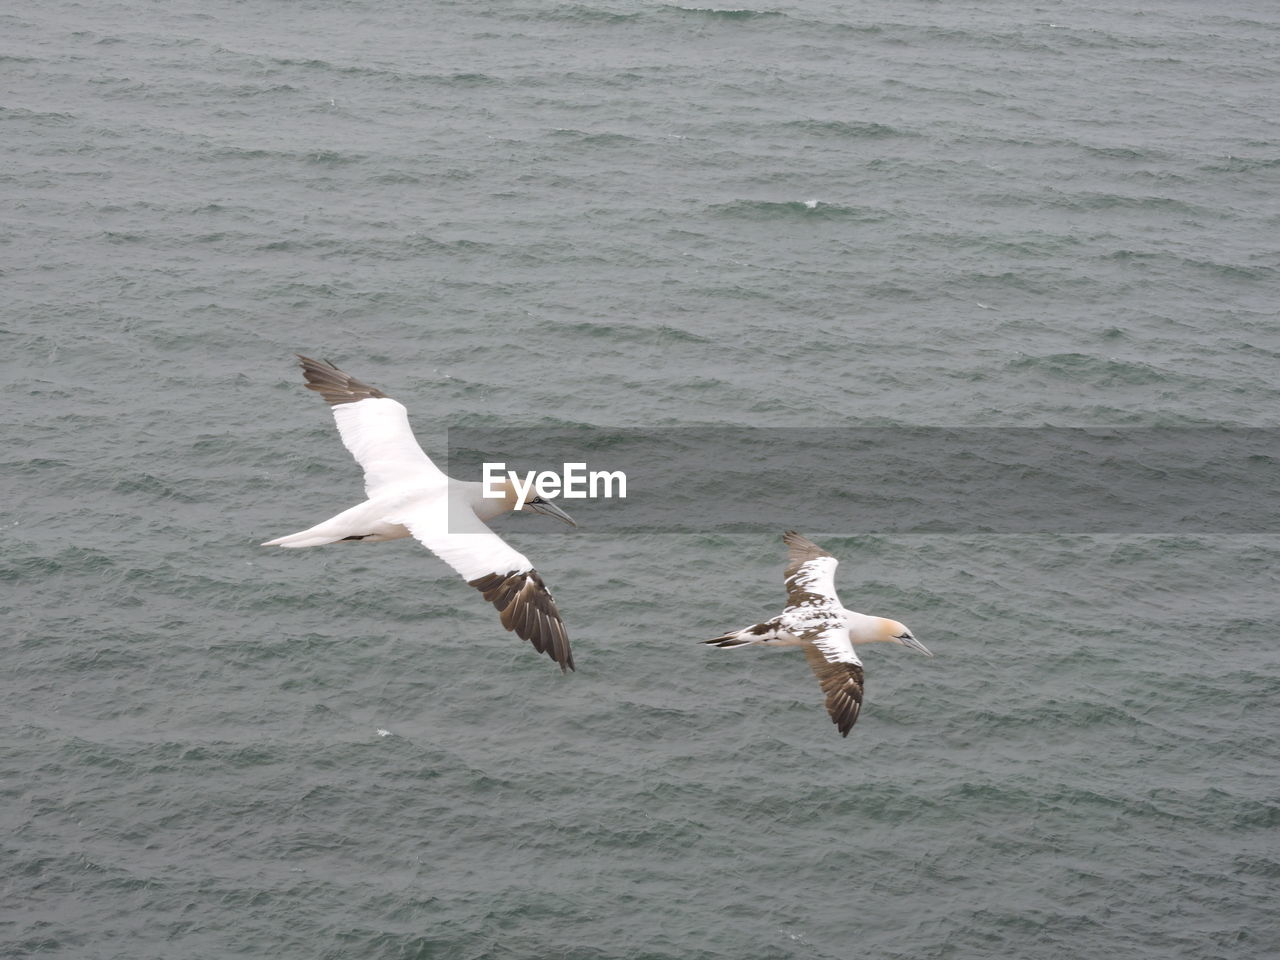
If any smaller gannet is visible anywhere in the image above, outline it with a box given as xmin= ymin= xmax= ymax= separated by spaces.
xmin=703 ymin=531 xmax=931 ymax=736
xmin=262 ymin=357 xmax=577 ymax=672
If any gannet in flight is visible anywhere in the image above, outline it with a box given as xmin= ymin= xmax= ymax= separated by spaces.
xmin=262 ymin=356 xmax=577 ymax=672
xmin=704 ymin=531 xmax=931 ymax=736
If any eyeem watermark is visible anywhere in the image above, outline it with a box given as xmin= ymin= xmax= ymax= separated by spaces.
xmin=452 ymin=427 xmax=1280 ymax=533
xmin=483 ymin=462 xmax=628 ymax=509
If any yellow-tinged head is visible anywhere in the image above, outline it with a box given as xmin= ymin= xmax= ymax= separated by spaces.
xmin=493 ymin=479 xmax=577 ymax=526
xmin=875 ymin=617 xmax=932 ymax=656
xmin=471 ymin=478 xmax=577 ymax=526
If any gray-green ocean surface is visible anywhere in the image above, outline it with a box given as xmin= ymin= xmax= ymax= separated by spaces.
xmin=3 ymin=1 xmax=1278 ymax=958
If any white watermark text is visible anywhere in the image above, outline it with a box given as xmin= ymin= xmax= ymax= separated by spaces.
xmin=483 ymin=462 xmax=627 ymax=509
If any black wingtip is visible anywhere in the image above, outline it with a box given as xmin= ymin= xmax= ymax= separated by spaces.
xmin=468 ymin=569 xmax=575 ymax=674
xmin=294 ymin=355 xmax=387 ymax=405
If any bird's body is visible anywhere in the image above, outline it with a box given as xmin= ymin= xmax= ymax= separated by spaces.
xmin=262 ymin=356 xmax=576 ymax=672
xmin=704 ymin=531 xmax=931 ymax=736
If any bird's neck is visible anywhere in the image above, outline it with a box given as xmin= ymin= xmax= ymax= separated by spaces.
xmin=458 ymin=479 xmax=517 ymax=522
xmin=844 ymin=611 xmax=890 ymax=645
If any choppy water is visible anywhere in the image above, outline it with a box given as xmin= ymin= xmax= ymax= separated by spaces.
xmin=3 ymin=1 xmax=1279 ymax=958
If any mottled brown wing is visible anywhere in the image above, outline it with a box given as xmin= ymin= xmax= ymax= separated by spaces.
xmin=782 ymin=530 xmax=840 ymax=608
xmin=468 ymin=569 xmax=575 ymax=673
xmin=802 ymin=644 xmax=865 ymax=737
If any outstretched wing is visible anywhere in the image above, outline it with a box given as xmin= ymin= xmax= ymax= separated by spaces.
xmin=297 ymin=356 xmax=448 ymax=498
xmin=801 ymin=624 xmax=865 ymax=737
xmin=395 ymin=499 xmax=574 ymax=673
xmin=782 ymin=530 xmax=840 ymax=610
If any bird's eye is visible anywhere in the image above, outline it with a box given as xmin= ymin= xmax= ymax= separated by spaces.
xmin=531 ymin=496 xmax=544 ymax=504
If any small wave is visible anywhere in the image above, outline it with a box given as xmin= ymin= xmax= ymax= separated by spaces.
xmin=1177 ymin=258 xmax=1275 ymax=282
xmin=399 ymin=234 xmax=497 ymax=256
xmin=706 ymin=199 xmax=885 ymax=222
xmin=1233 ymin=853 xmax=1280 ymax=878
xmin=303 ymin=150 xmax=364 ymax=166
xmin=518 ymin=3 xmax=644 ymax=23
xmin=544 ymin=320 xmax=710 ymax=344
xmin=782 ymin=118 xmax=910 ymax=139
xmin=1082 ymin=144 xmax=1174 ymax=162
xmin=1005 ymin=353 xmax=1170 ymax=386
xmin=111 ymin=472 xmax=201 ymax=504
xmin=1 ymin=546 xmax=116 ymax=581
xmin=1199 ymin=155 xmax=1280 ymax=174
xmin=226 ymin=82 xmax=302 ymax=98
xmin=1100 ymin=249 xmax=1160 ymax=262
xmin=1042 ymin=189 xmax=1216 ymax=217
xmin=663 ymin=5 xmax=785 ymax=21
xmin=369 ymin=171 xmax=424 ymax=185
xmin=450 ymin=70 xmax=502 ymax=84
xmin=267 ymin=55 xmax=376 ymax=76
xmin=547 ymin=128 xmax=642 ymax=147
xmin=0 ymin=106 xmax=75 ymax=124
xmin=101 ymin=231 xmax=147 ymax=244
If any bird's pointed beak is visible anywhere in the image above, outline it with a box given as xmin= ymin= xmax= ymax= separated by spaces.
xmin=898 ymin=634 xmax=933 ymax=657
xmin=526 ymin=499 xmax=577 ymax=527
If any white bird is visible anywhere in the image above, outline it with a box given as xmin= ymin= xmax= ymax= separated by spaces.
xmin=704 ymin=531 xmax=931 ymax=736
xmin=262 ymin=356 xmax=577 ymax=672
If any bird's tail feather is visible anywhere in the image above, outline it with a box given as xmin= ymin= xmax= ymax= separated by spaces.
xmin=261 ymin=528 xmax=347 ymax=548
xmin=261 ymin=501 xmax=387 ymax=548
xmin=703 ymin=625 xmax=774 ymax=648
